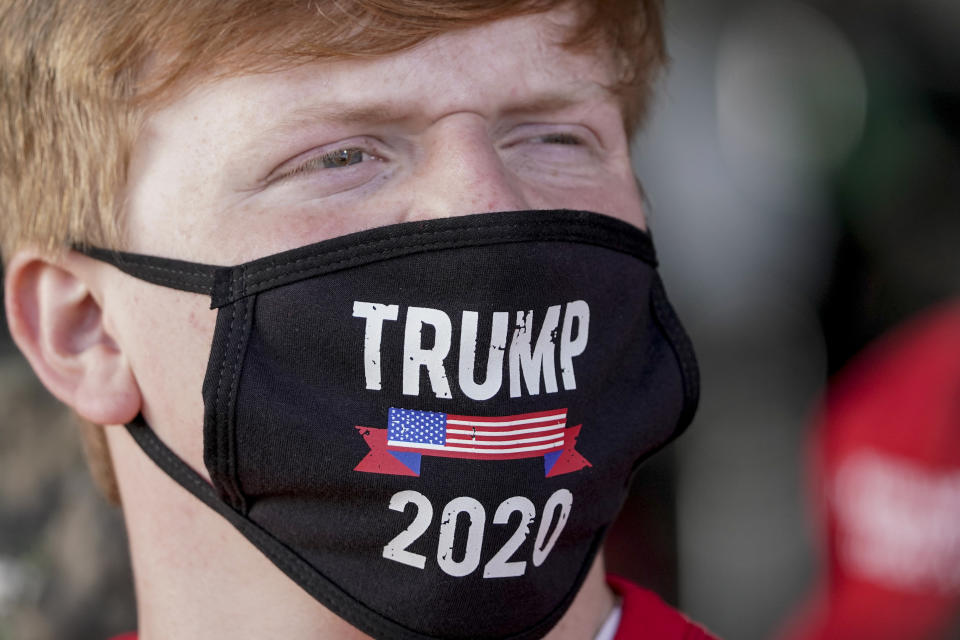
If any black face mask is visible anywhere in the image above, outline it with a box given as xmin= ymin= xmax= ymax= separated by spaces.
xmin=80 ymin=209 xmax=699 ymax=640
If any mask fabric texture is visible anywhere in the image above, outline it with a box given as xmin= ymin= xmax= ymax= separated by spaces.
xmin=80 ymin=209 xmax=699 ymax=640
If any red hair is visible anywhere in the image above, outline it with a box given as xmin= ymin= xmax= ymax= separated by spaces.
xmin=0 ymin=0 xmax=666 ymax=502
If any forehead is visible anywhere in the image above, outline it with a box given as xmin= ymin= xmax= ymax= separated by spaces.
xmin=144 ymin=10 xmax=618 ymax=136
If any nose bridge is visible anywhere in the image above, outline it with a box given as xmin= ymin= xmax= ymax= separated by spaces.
xmin=408 ymin=115 xmax=529 ymax=220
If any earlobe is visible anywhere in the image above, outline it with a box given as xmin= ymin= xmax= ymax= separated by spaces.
xmin=4 ymin=251 xmax=141 ymax=426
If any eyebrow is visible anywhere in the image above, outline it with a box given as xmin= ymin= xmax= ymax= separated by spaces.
xmin=263 ymin=90 xmax=603 ymax=138
xmin=266 ymin=103 xmax=406 ymax=136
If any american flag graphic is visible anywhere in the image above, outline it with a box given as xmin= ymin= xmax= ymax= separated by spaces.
xmin=386 ymin=407 xmax=567 ymax=461
xmin=354 ymin=407 xmax=588 ymax=477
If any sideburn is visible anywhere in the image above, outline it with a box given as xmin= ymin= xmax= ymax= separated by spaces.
xmin=77 ymin=415 xmax=122 ymax=506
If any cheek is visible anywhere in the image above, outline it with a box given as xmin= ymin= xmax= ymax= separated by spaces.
xmin=106 ymin=275 xmax=217 ymax=478
xmin=233 ymin=200 xmax=405 ymax=261
xmin=523 ymin=174 xmax=647 ymax=230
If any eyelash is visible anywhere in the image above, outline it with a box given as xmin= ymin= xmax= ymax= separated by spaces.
xmin=273 ymin=147 xmax=374 ymax=182
xmin=532 ymin=132 xmax=583 ymax=146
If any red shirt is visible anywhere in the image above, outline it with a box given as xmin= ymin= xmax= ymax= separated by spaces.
xmin=608 ymin=575 xmax=719 ymax=639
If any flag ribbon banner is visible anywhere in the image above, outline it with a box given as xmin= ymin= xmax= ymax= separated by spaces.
xmin=354 ymin=407 xmax=591 ymax=477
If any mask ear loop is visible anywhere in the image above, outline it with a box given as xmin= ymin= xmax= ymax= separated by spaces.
xmin=72 ymin=245 xmax=218 ymax=295
xmin=122 ymin=415 xmax=385 ymax=636
xmin=126 ymin=414 xmax=235 ymax=518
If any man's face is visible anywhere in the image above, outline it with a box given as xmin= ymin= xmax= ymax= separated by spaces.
xmin=102 ymin=9 xmax=646 ymax=474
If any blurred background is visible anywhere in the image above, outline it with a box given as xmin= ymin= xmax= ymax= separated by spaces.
xmin=1 ymin=0 xmax=958 ymax=638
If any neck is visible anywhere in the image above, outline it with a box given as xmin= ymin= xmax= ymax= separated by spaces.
xmin=543 ymin=555 xmax=618 ymax=640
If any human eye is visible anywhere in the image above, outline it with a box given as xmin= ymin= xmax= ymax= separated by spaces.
xmin=502 ymin=124 xmax=603 ymax=176
xmin=266 ymin=139 xmax=386 ymax=187
xmin=509 ymin=124 xmax=601 ymax=154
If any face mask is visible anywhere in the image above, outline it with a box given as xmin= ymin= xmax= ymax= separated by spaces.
xmin=80 ymin=209 xmax=699 ymax=640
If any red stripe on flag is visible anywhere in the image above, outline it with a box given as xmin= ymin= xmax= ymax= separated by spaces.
xmin=446 ymin=408 xmax=567 ymax=423
xmin=448 ymin=429 xmax=565 ymax=443
xmin=401 ymin=442 xmax=565 ymax=461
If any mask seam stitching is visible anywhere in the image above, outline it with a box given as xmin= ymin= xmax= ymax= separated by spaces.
xmin=213 ymin=303 xmax=242 ymax=510
xmin=227 ymin=234 xmax=653 ymax=306
xmin=650 ymin=276 xmax=700 ymax=434
xmin=241 ymin=220 xmax=647 ymax=281
xmin=225 ymin=298 xmax=252 ymax=512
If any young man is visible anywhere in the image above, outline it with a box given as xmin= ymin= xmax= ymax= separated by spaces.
xmin=2 ymin=1 xmax=713 ymax=637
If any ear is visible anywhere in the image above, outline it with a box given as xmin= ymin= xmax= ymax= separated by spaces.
xmin=4 ymin=250 xmax=141 ymax=425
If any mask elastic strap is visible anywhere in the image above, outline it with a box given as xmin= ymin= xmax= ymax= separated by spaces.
xmin=126 ymin=414 xmax=233 ymax=517
xmin=123 ymin=415 xmax=367 ymax=630
xmin=75 ymin=246 xmax=217 ymax=296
